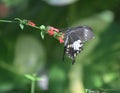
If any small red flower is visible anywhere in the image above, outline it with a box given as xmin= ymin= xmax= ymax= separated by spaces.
xmin=47 ymin=29 xmax=54 ymax=36
xmin=58 ymin=37 xmax=64 ymax=43
xmin=28 ymin=21 xmax=36 ymax=27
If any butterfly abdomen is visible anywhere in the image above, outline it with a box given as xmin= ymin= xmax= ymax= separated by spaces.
xmin=65 ymin=40 xmax=83 ymax=64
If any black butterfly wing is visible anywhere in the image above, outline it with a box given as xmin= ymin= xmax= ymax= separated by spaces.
xmin=63 ymin=25 xmax=94 ymax=64
xmin=64 ymin=25 xmax=94 ymax=42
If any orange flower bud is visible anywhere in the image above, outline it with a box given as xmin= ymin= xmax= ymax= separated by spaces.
xmin=28 ymin=21 xmax=36 ymax=26
xmin=58 ymin=37 xmax=64 ymax=43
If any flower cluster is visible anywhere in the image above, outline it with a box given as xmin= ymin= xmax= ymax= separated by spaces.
xmin=47 ymin=26 xmax=64 ymax=43
xmin=14 ymin=18 xmax=64 ymax=43
xmin=0 ymin=18 xmax=64 ymax=44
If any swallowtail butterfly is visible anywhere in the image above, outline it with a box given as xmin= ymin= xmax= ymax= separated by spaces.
xmin=63 ymin=25 xmax=94 ymax=64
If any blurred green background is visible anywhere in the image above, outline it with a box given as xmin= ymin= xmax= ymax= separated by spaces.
xmin=0 ymin=0 xmax=120 ymax=93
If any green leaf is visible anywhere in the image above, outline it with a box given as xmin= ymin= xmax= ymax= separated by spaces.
xmin=24 ymin=74 xmax=34 ymax=80
xmin=53 ymin=32 xmax=58 ymax=37
xmin=41 ymin=31 xmax=45 ymax=39
xmin=14 ymin=18 xmax=21 ymax=21
xmin=19 ymin=24 xmax=24 ymax=30
xmin=40 ymin=25 xmax=45 ymax=30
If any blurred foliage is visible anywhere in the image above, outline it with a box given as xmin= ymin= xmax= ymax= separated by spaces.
xmin=0 ymin=0 xmax=120 ymax=93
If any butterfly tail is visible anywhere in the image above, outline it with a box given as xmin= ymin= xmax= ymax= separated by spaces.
xmin=72 ymin=58 xmax=75 ymax=65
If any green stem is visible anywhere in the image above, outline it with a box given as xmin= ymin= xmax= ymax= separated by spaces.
xmin=0 ymin=20 xmax=13 ymax=23
xmin=31 ymin=80 xmax=35 ymax=93
xmin=32 ymin=25 xmax=41 ymax=29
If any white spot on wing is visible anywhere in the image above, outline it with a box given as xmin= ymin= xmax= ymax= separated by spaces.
xmin=72 ymin=40 xmax=83 ymax=50
xmin=77 ymin=40 xmax=81 ymax=43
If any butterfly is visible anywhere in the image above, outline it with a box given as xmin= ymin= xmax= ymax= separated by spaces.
xmin=62 ymin=25 xmax=95 ymax=64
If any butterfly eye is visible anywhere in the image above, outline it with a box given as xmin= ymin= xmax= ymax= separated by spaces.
xmin=63 ymin=25 xmax=94 ymax=64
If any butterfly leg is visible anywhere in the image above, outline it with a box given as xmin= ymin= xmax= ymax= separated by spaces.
xmin=62 ymin=46 xmax=66 ymax=61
